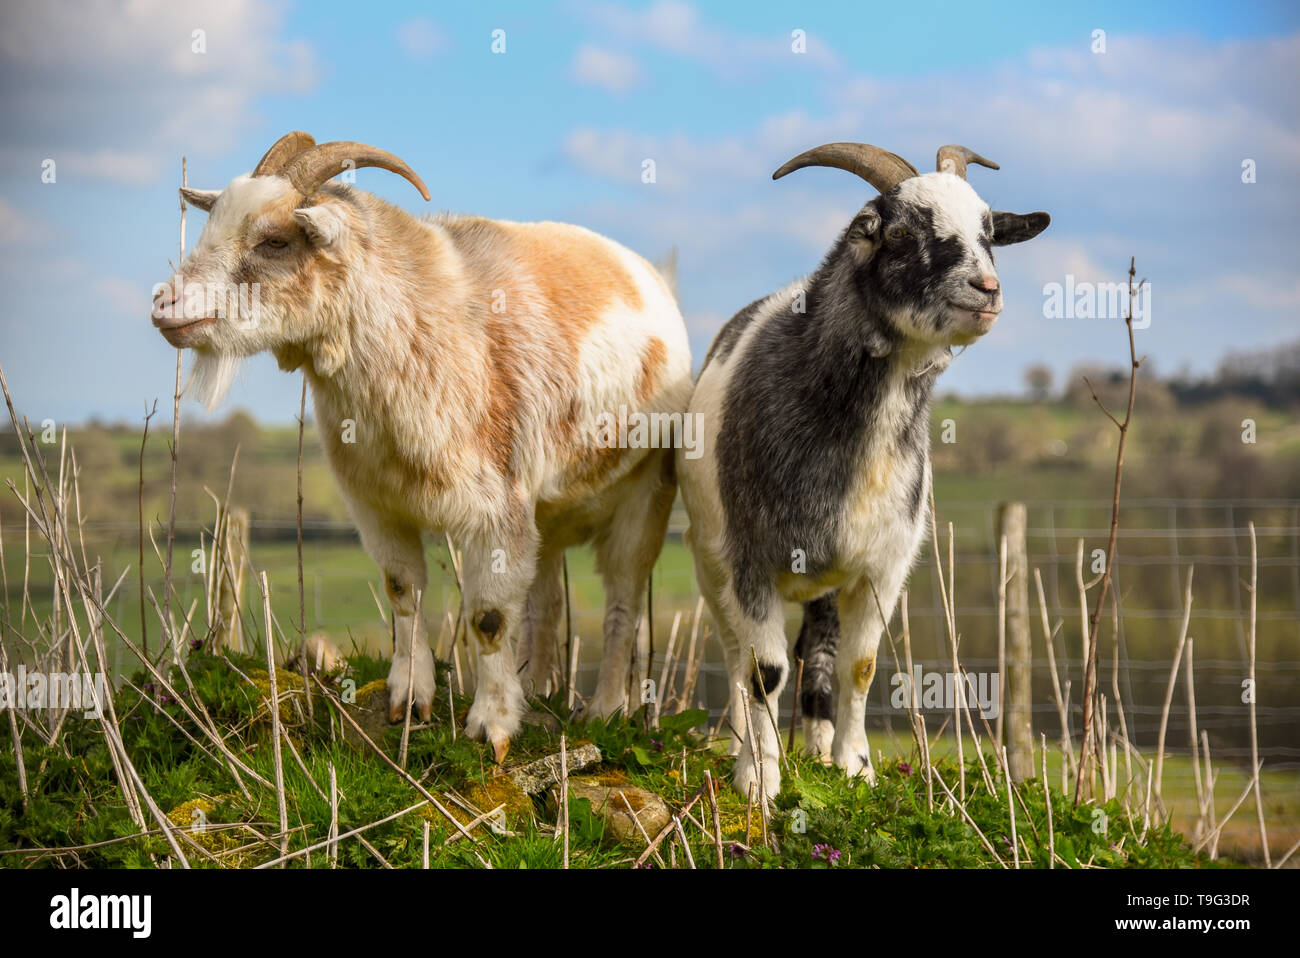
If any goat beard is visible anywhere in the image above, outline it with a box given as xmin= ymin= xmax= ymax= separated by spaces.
xmin=186 ymin=349 xmax=243 ymax=412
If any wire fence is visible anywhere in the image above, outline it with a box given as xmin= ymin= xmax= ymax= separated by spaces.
xmin=12 ymin=496 xmax=1300 ymax=777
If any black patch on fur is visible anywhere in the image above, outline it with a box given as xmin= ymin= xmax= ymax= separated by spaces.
xmin=991 ymin=210 xmax=1051 ymax=246
xmin=712 ymin=199 xmax=959 ymax=621
xmin=867 ymin=202 xmax=966 ymax=316
xmin=701 ymin=295 xmax=766 ymax=371
xmin=473 ymin=608 xmax=503 ymax=637
xmin=750 ymin=661 xmax=786 ymax=703
xmin=907 ymin=458 xmax=926 ymax=521
xmin=795 ymin=593 xmax=839 ymax=720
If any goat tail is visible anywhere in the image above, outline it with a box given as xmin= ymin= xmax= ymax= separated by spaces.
xmin=653 ymin=246 xmax=679 ymax=299
xmin=794 ymin=591 xmax=840 ymax=722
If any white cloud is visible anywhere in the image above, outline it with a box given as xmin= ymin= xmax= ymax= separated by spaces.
xmin=0 ymin=0 xmax=319 ymax=182
xmin=94 ymin=277 xmax=147 ymax=314
xmin=571 ymin=45 xmax=643 ymax=93
xmin=397 ymin=18 xmax=448 ymax=60
xmin=568 ymin=28 xmax=1300 ymax=196
xmin=582 ymin=0 xmax=840 ymax=79
xmin=60 ymin=149 xmax=162 ymax=185
xmin=634 ymin=197 xmax=849 ymax=255
xmin=829 ymin=33 xmax=1300 ymax=180
xmin=0 ymin=197 xmax=48 ymax=245
xmin=1218 ymin=273 xmax=1300 ymax=311
xmin=564 ymin=126 xmax=768 ymax=191
xmin=683 ymin=310 xmax=722 ymax=339
xmin=1008 ymin=237 xmax=1122 ymax=289
xmin=561 ymin=29 xmax=1300 ymax=390
xmin=563 ymin=31 xmax=1300 ymax=242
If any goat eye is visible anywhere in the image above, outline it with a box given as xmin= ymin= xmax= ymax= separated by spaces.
xmin=887 ymin=226 xmax=910 ymax=242
xmin=258 ymin=237 xmax=288 ymax=251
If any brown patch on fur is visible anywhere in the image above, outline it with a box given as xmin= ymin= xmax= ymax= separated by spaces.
xmin=440 ymin=217 xmax=648 ymax=483
xmin=479 ymin=319 xmax=528 ymax=479
xmin=432 ymin=218 xmax=551 ymax=480
xmin=507 ymin=222 xmax=644 ymax=343
xmin=501 ymin=222 xmax=646 ymax=478
xmin=272 ymin=343 xmax=309 ymax=372
xmin=564 ymin=440 xmax=628 ymax=495
xmin=635 ymin=336 xmax=668 ymax=404
xmin=346 ymin=211 xmax=656 ymax=490
xmin=230 ymin=190 xmax=358 ymax=374
xmin=852 ymin=657 xmax=877 ymax=693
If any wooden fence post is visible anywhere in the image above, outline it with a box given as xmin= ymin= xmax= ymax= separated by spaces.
xmin=998 ymin=501 xmax=1033 ymax=781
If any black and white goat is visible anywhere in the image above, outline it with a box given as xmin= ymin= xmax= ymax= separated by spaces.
xmin=676 ymin=141 xmax=1049 ymax=798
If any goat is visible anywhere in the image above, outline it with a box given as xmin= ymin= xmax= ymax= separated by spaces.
xmin=151 ymin=131 xmax=693 ymax=762
xmin=676 ymin=141 xmax=1050 ymax=798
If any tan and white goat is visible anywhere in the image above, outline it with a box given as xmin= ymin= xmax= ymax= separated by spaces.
xmin=151 ymin=131 xmax=693 ymax=761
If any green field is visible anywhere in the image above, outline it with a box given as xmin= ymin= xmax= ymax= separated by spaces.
xmin=3 ymin=389 xmax=1299 ymax=866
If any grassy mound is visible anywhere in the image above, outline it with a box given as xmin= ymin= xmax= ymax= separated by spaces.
xmin=0 ymin=650 xmax=1225 ymax=869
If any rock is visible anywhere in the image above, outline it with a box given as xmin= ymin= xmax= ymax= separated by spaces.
xmin=286 ymin=633 xmax=348 ymax=677
xmin=341 ymin=678 xmax=392 ymax=750
xmin=164 ymin=795 xmax=247 ymax=861
xmin=553 ymin=776 xmax=671 ymax=845
xmin=246 ymin=666 xmax=306 ymax=724
xmin=507 ymin=743 xmax=602 ymax=795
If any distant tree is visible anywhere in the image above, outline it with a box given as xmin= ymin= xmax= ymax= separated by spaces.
xmin=1024 ymin=364 xmax=1053 ymax=401
xmin=218 ymin=409 xmax=261 ymax=454
xmin=1064 ymin=363 xmax=1126 ymax=408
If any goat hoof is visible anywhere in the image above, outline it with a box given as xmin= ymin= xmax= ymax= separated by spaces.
xmin=386 ymin=654 xmax=435 ymax=725
xmin=835 ymin=749 xmax=877 ymax=785
xmin=576 ymin=694 xmax=622 ymax=723
xmin=464 ymin=699 xmax=521 ymax=766
xmin=387 ymin=696 xmax=432 ymax=725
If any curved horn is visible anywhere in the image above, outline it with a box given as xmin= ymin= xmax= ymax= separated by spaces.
xmin=772 ymin=142 xmax=919 ymax=195
xmin=252 ymin=131 xmax=316 ymax=177
xmin=935 ymin=144 xmax=999 ymax=180
xmin=280 ymin=141 xmax=432 ymax=202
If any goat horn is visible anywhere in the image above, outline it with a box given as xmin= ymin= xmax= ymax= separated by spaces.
xmin=252 ymin=131 xmax=317 ymax=177
xmin=772 ymin=142 xmax=919 ymax=195
xmin=935 ymin=144 xmax=999 ymax=179
xmin=280 ymin=141 xmax=432 ymax=202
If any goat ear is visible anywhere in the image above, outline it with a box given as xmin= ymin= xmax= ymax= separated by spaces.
xmin=293 ymin=205 xmax=348 ymax=247
xmin=991 ymin=210 xmax=1050 ymax=246
xmin=179 ymin=187 xmax=220 ymax=212
xmin=847 ymin=208 xmax=881 ymax=247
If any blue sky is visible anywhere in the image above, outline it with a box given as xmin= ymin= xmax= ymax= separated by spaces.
xmin=1 ymin=0 xmax=1297 ymax=424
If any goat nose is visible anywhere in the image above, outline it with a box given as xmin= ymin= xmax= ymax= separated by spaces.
xmin=152 ymin=278 xmax=181 ymax=319
xmin=971 ymin=275 xmax=999 ymax=293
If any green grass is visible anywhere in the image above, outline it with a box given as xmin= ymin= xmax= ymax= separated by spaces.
xmin=0 ymin=651 xmax=1227 ymax=869
xmin=3 ymin=397 xmax=1297 ymax=868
